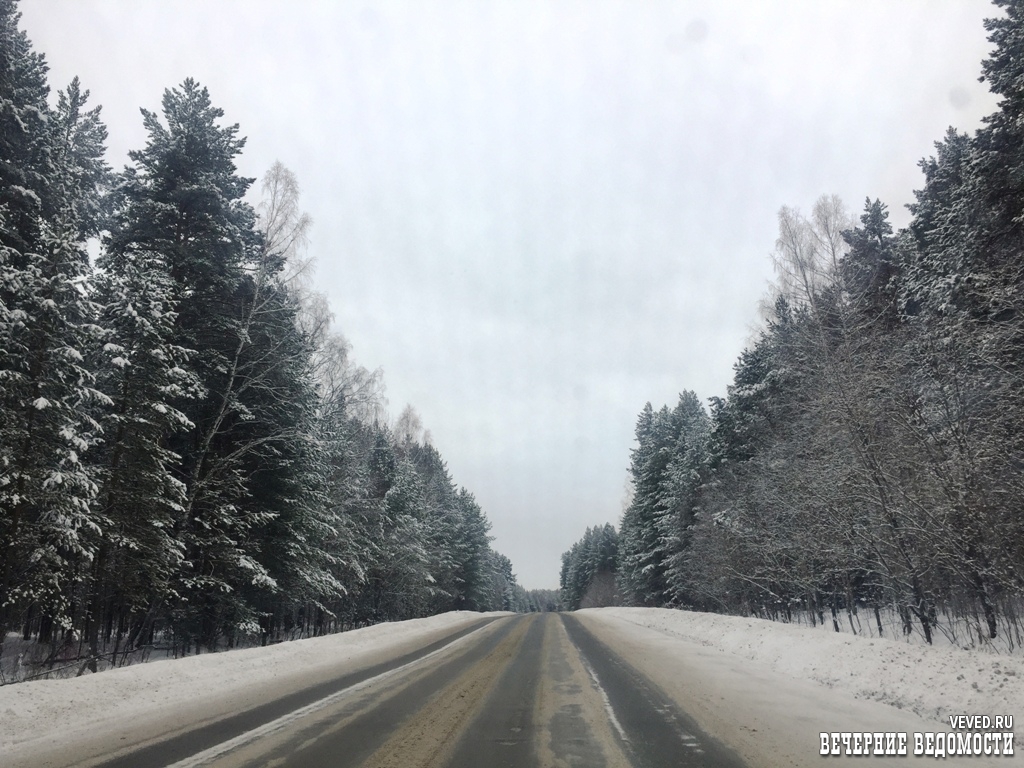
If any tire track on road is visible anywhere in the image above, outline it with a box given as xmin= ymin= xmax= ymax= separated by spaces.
xmin=88 ymin=617 xmax=506 ymax=768
xmin=441 ymin=613 xmax=546 ymax=767
xmin=562 ymin=614 xmax=746 ymax=768
xmin=535 ymin=613 xmax=632 ymax=768
xmin=358 ymin=615 xmax=536 ymax=768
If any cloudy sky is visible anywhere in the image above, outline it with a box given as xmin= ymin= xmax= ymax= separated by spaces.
xmin=22 ymin=1 xmax=1000 ymax=588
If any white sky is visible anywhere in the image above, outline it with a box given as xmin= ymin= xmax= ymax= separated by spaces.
xmin=22 ymin=0 xmax=1001 ymax=588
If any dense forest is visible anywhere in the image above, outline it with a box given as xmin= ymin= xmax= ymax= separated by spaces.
xmin=0 ymin=0 xmax=530 ymax=680
xmin=562 ymin=0 xmax=1024 ymax=648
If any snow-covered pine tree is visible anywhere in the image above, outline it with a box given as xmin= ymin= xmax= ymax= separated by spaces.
xmin=88 ymin=238 xmax=200 ymax=665
xmin=105 ymin=80 xmax=282 ymax=649
xmin=0 ymin=0 xmax=57 ymax=634
xmin=901 ymin=122 xmax=1024 ymax=641
xmin=449 ymin=486 xmax=494 ymax=611
xmin=657 ymin=392 xmax=710 ymax=606
xmin=617 ymin=403 xmax=654 ymax=605
xmin=486 ymin=551 xmax=519 ymax=612
xmin=559 ymin=524 xmax=619 ymax=610
xmin=0 ymin=29 xmax=109 ymax=640
xmin=337 ymin=427 xmax=428 ymax=623
xmin=401 ymin=441 xmax=460 ymax=613
xmin=617 ymin=401 xmax=687 ymax=606
xmin=308 ymin=378 xmax=374 ymax=633
xmin=232 ymin=279 xmax=345 ymax=641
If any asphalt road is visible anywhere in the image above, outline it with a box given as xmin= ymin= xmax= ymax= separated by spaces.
xmin=96 ymin=614 xmax=746 ymax=768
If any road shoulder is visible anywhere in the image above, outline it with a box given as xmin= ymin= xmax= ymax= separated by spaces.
xmin=0 ymin=612 xmax=507 ymax=768
xmin=573 ymin=610 xmax=992 ymax=767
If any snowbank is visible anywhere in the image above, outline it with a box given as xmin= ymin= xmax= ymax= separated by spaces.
xmin=579 ymin=607 xmax=1023 ymax=726
xmin=0 ymin=611 xmax=509 ymax=763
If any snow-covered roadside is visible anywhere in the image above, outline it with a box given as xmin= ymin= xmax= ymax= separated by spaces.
xmin=577 ymin=608 xmax=1021 ymax=767
xmin=0 ymin=611 xmax=510 ymax=766
xmin=578 ymin=607 xmax=1023 ymax=726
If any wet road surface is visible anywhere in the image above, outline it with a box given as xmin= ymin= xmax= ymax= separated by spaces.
xmin=95 ymin=614 xmax=746 ymax=768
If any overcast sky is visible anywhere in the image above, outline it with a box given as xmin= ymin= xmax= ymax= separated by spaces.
xmin=22 ymin=0 xmax=1001 ymax=588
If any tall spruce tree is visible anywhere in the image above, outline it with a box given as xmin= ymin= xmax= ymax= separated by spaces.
xmin=0 ymin=8 xmax=109 ymax=637
xmin=106 ymin=80 xmax=280 ymax=647
xmin=88 ymin=232 xmax=199 ymax=664
xmin=658 ymin=392 xmax=710 ymax=606
xmin=619 ymin=398 xmax=707 ymax=606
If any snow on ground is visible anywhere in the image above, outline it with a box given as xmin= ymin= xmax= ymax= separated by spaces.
xmin=0 ymin=611 xmax=509 ymax=764
xmin=763 ymin=604 xmax=1024 ymax=656
xmin=578 ymin=607 xmax=1022 ymax=767
xmin=2 ymin=607 xmax=1019 ymax=766
xmin=580 ymin=607 xmax=1023 ymax=727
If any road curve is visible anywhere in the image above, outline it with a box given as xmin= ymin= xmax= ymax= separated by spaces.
xmin=79 ymin=613 xmax=746 ymax=768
